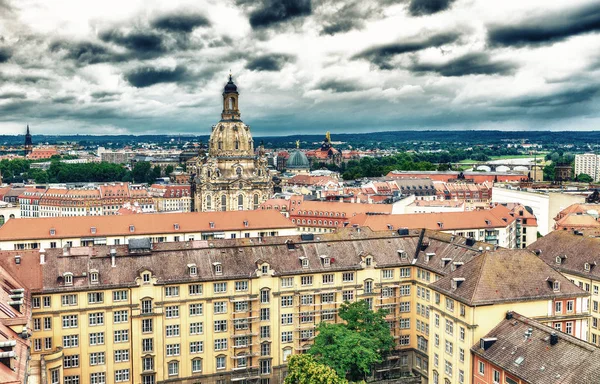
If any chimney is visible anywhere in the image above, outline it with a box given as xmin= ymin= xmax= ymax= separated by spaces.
xmin=550 ymin=332 xmax=559 ymax=346
xmin=480 ymin=337 xmax=497 ymax=351
xmin=505 ymin=311 xmax=513 ymax=320
xmin=110 ymin=248 xmax=117 ymax=267
xmin=39 ymin=248 xmax=46 ymax=265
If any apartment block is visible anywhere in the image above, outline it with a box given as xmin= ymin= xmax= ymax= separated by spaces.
xmin=428 ymin=248 xmax=589 ymax=384
xmin=575 ymin=153 xmax=600 ymax=181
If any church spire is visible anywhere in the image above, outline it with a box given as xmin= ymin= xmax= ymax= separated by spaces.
xmin=222 ymin=74 xmax=240 ymax=120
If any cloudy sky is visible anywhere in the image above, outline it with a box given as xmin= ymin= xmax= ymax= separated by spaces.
xmin=0 ymin=0 xmax=599 ymax=136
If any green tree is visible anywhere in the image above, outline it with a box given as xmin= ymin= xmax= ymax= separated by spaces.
xmin=132 ymin=162 xmax=151 ymax=183
xmin=164 ymin=165 xmax=174 ymax=176
xmin=309 ymin=301 xmax=394 ymax=381
xmin=151 ymin=165 xmax=162 ymax=182
xmin=284 ymin=354 xmax=348 ymax=384
xmin=577 ymin=173 xmax=594 ymax=183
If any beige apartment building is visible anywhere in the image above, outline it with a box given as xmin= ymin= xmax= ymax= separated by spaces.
xmin=0 ymin=210 xmax=297 ymax=251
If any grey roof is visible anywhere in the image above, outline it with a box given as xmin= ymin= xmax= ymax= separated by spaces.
xmin=287 ymin=150 xmax=310 ymax=168
xmin=472 ymin=312 xmax=600 ymax=384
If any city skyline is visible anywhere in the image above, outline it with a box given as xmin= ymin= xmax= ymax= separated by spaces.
xmin=0 ymin=0 xmax=599 ymax=135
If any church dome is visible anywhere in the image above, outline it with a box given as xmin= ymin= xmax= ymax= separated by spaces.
xmin=209 ymin=121 xmax=254 ymax=157
xmin=287 ymin=150 xmax=310 ymax=169
xmin=224 ymin=75 xmax=238 ymax=93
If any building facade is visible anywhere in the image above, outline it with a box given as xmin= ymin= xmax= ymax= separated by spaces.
xmin=191 ymin=76 xmax=272 ymax=212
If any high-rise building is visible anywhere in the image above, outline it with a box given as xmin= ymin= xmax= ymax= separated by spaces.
xmin=575 ymin=153 xmax=600 ymax=181
xmin=191 ymin=75 xmax=272 ymax=211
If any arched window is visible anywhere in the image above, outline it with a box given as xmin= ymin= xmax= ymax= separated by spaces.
xmin=9 ymin=214 xmax=15 ymax=219
xmin=221 ymin=195 xmax=227 ymax=211
xmin=253 ymin=194 xmax=259 ymax=210
xmin=206 ymin=195 xmax=212 ymax=210
xmin=238 ymin=195 xmax=244 ymax=210
xmin=192 ymin=358 xmax=202 ymax=373
xmin=236 ymin=167 xmax=242 ymax=176
xmin=235 ymin=141 xmax=239 ymax=150
xmin=218 ymin=141 xmax=222 ymax=150
xmin=229 ymin=97 xmax=235 ymax=109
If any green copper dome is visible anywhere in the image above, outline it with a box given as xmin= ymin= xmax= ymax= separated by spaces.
xmin=287 ymin=150 xmax=310 ymax=169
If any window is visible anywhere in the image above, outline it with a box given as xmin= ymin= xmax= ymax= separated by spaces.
xmin=567 ymin=300 xmax=574 ymax=313
xmin=281 ymin=331 xmax=293 ymax=343
xmin=51 ymin=369 xmax=60 ymax=384
xmin=189 ymin=303 xmax=203 ymax=316
xmin=322 ymin=274 xmax=334 ymax=284
xmin=63 ymin=354 xmax=79 ymax=368
xmin=216 ymin=355 xmax=226 ymax=370
xmin=44 ymin=317 xmax=52 ymax=330
xmin=189 ymin=284 xmax=203 ymax=295
xmin=62 ymin=315 xmax=78 ymax=328
xmin=43 ymin=296 xmax=51 ymax=307
xmin=63 ymin=335 xmax=79 ymax=348
xmin=214 ymin=301 xmax=227 ymax=314
xmin=281 ymin=313 xmax=294 ymax=325
xmin=87 ymin=292 xmax=104 ymax=304
xmin=493 ymin=370 xmax=500 ymax=384
xmin=301 ymin=294 xmax=314 ymax=305
xmin=114 ymin=349 xmax=129 ymax=363
xmin=321 ymin=292 xmax=334 ymax=303
xmin=364 ymin=280 xmax=373 ymax=293
xmin=365 ymin=256 xmax=372 ymax=266
xmin=90 ymin=372 xmax=106 ymax=384
xmin=445 ymin=360 xmax=453 ymax=377
xmin=459 ymin=347 xmax=465 ymax=362
xmin=322 ymin=309 xmax=335 ymax=320
xmin=32 ymin=297 xmax=40 ymax=308
xmin=215 ymin=338 xmax=228 ymax=351
xmin=214 ymin=320 xmax=227 ymax=332
xmin=141 ymin=299 xmax=152 ymax=314
xmin=114 ymin=330 xmax=128 ymax=343
xmin=383 ymin=269 xmax=394 ymax=279
xmin=235 ymin=281 xmax=249 ymax=291
xmin=115 ymin=369 xmax=130 ymax=383
xmin=113 ymin=290 xmax=128 ymax=301
xmin=166 ymin=344 xmax=180 ymax=356
xmin=44 ymin=337 xmax=52 ymax=350
xmin=89 ymin=332 xmax=104 ymax=346
xmin=260 ymin=325 xmax=271 ymax=338
xmin=445 ymin=340 xmax=453 ymax=355
xmin=165 ymin=286 xmax=179 ymax=297
xmin=446 ymin=298 xmax=454 ymax=312
xmin=478 ymin=361 xmax=485 ymax=375
xmin=261 ymin=289 xmax=270 ymax=303
xmin=342 ymin=272 xmax=354 ymax=282
xmin=260 ymin=359 xmax=272 ymax=374
xmin=64 ymin=376 xmax=80 ymax=384
xmin=281 ymin=295 xmax=293 ymax=307
xmin=89 ymin=352 xmax=105 ymax=365
xmin=142 ymin=338 xmax=154 ymax=353
xmin=142 ymin=273 xmax=151 ymax=283
xmin=165 ymin=306 xmax=180 ymax=318
xmin=566 ymin=321 xmax=573 ymax=334
xmin=460 ymin=327 xmax=465 ymax=341
xmin=143 ymin=356 xmax=154 ymax=371
xmin=113 ymin=310 xmax=128 ymax=323
xmin=90 ymin=272 xmax=99 ymax=283
xmin=281 ymin=277 xmax=293 ymax=287
xmin=343 ymin=290 xmax=354 ymax=302
xmin=62 ymin=294 xmax=77 ymax=306
xmin=260 ymin=308 xmax=270 ymax=321
xmin=190 ymin=341 xmax=203 ymax=354
xmin=235 ymin=301 xmax=248 ymax=312
xmin=555 ymin=301 xmax=562 ymax=313
xmin=261 ymin=342 xmax=271 ymax=356
xmin=301 ymin=276 xmax=313 ymax=286
xmin=168 ymin=361 xmax=179 ymax=376
xmin=400 ymin=268 xmax=411 ymax=278
xmin=166 ymin=324 xmax=181 ymax=337
xmin=399 ymin=335 xmax=410 ymax=345
xmin=445 ymin=319 xmax=454 ymax=335
xmin=89 ymin=312 xmax=104 ymax=326
xmin=142 ymin=319 xmax=153 ymax=333
xmin=400 ymin=285 xmax=410 ymax=296
xmin=399 ymin=302 xmax=410 ymax=312
xmin=192 ymin=358 xmax=203 ymax=373
xmin=190 ymin=322 xmax=204 ymax=335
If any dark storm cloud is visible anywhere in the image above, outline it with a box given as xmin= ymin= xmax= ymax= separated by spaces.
xmin=99 ymin=30 xmax=165 ymax=54
xmin=246 ymin=54 xmax=293 ymax=71
xmin=49 ymin=40 xmax=124 ymax=64
xmin=316 ymin=79 xmax=362 ymax=93
xmin=125 ymin=66 xmax=190 ymax=88
xmin=249 ymin=0 xmax=311 ymax=29
xmin=0 ymin=91 xmax=26 ymax=99
xmin=410 ymin=52 xmax=516 ymax=76
xmin=318 ymin=1 xmax=375 ymax=35
xmin=91 ymin=91 xmax=121 ymax=102
xmin=500 ymin=86 xmax=600 ymax=108
xmin=0 ymin=47 xmax=12 ymax=62
xmin=52 ymin=96 xmax=77 ymax=104
xmin=408 ymin=0 xmax=456 ymax=16
xmin=353 ymin=31 xmax=461 ymax=69
xmin=488 ymin=3 xmax=600 ymax=47
xmin=151 ymin=12 xmax=210 ymax=33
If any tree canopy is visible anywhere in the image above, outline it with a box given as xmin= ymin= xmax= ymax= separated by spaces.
xmin=284 ymin=354 xmax=348 ymax=384
xmin=309 ymin=301 xmax=394 ymax=381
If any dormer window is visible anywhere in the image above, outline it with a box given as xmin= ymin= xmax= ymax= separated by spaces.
xmin=320 ymin=255 xmax=330 ymax=267
xmin=244 ymin=220 xmax=249 ymax=228
xmin=398 ymin=249 xmax=407 ymax=259
xmin=210 ymin=222 xmax=215 ymax=229
xmin=365 ymin=256 xmax=372 ymax=267
xmin=555 ymin=256 xmax=562 ymax=264
xmin=299 ymin=257 xmax=309 ymax=269
xmin=553 ymin=281 xmax=560 ymax=292
xmin=64 ymin=272 xmax=73 ymax=286
xmin=50 ymin=228 xmax=56 ymax=236
xmin=451 ymin=278 xmax=465 ymax=290
xmin=143 ymin=273 xmax=151 ymax=283
xmin=91 ymin=227 xmax=96 ymax=234
xmin=261 ymin=264 xmax=269 ymax=274
xmin=213 ymin=262 xmax=222 ymax=275
xmin=485 ymin=220 xmax=491 ymax=226
xmin=188 ymin=264 xmax=197 ymax=276
xmin=585 ymin=263 xmax=591 ymax=272
xmin=174 ymin=223 xmax=180 ymax=230
xmin=90 ymin=271 xmax=99 ymax=284
xmin=129 ymin=225 xmax=135 ymax=233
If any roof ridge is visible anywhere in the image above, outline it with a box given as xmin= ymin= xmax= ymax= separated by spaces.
xmin=467 ymin=251 xmax=489 ymax=304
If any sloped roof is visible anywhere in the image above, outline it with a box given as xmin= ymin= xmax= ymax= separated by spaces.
xmin=0 ymin=210 xmax=296 ymax=241
xmin=472 ymin=312 xmax=600 ymax=384
xmin=430 ymin=248 xmax=586 ymax=306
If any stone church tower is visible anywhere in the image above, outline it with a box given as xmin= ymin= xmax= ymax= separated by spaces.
xmin=192 ymin=75 xmax=272 ymax=212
